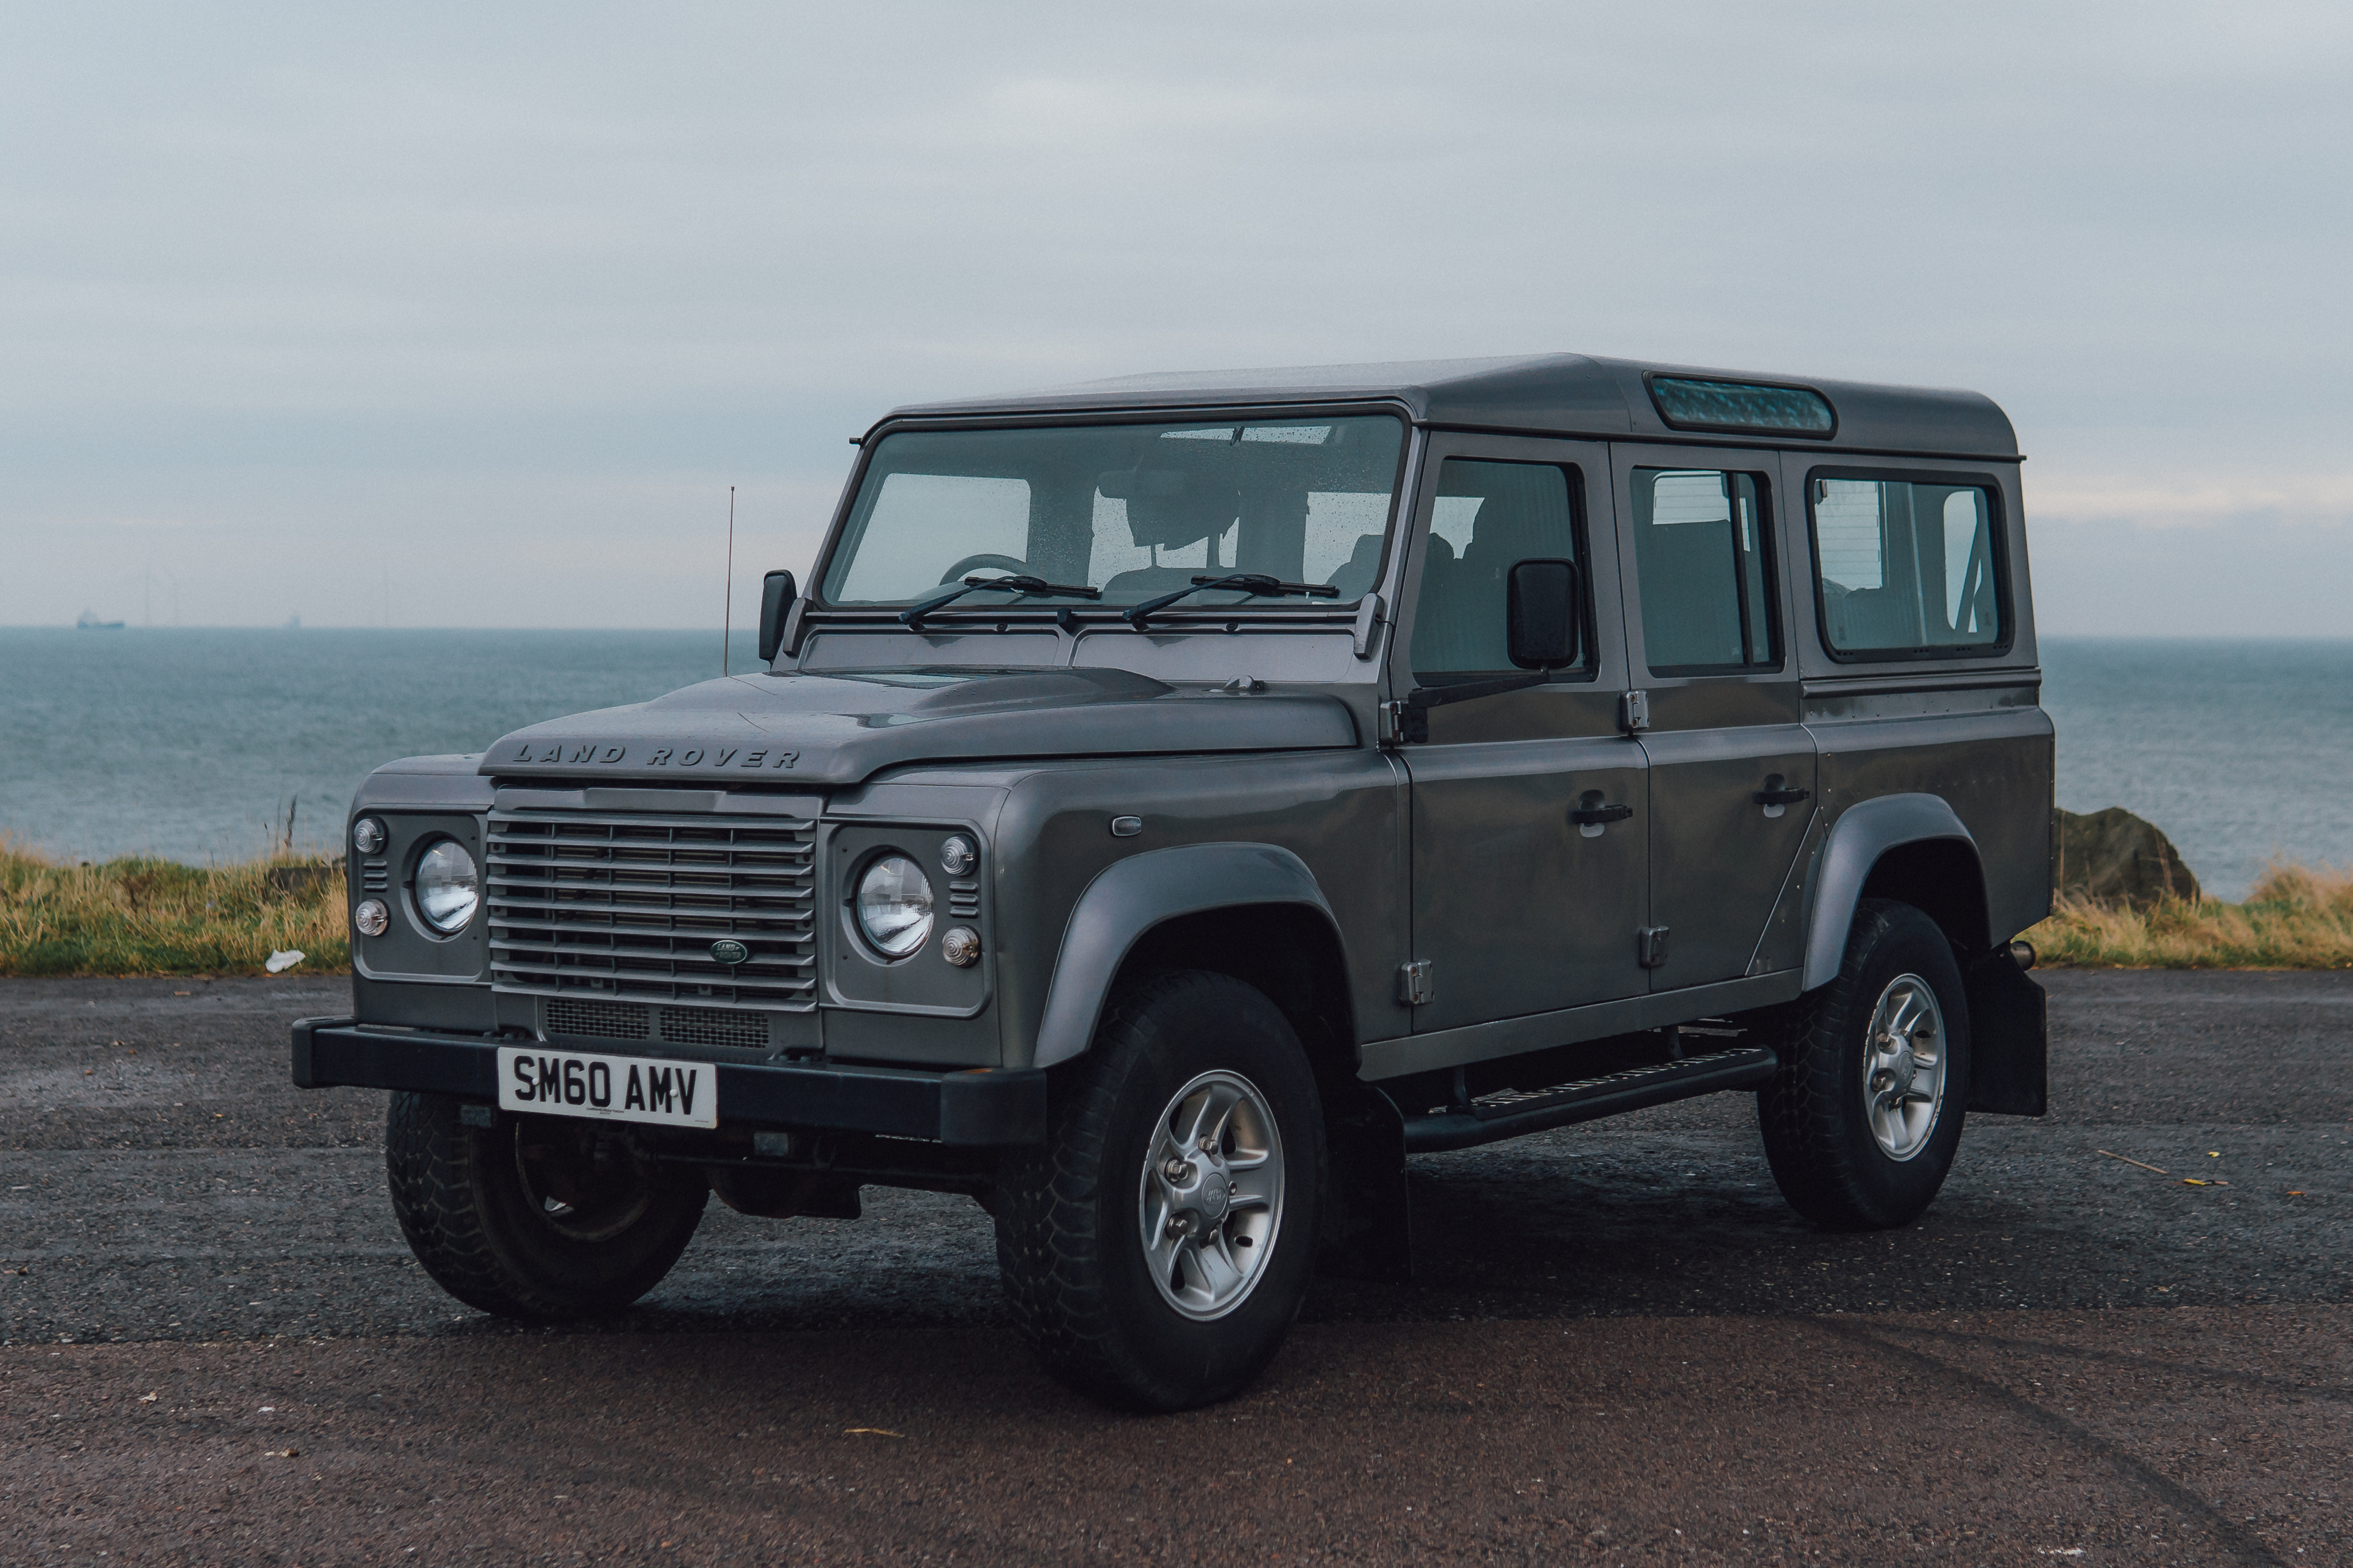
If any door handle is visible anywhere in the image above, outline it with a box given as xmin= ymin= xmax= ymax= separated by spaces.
xmin=1752 ymin=787 xmax=1811 ymax=807
xmin=1570 ymin=803 xmax=1634 ymax=825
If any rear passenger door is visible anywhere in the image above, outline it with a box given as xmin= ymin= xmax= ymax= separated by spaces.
xmin=1392 ymin=434 xmax=1651 ymax=1032
xmin=1612 ymin=446 xmax=1818 ymax=992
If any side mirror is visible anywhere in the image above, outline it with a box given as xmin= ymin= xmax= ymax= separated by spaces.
xmin=1506 ymin=558 xmax=1581 ymax=670
xmin=757 ymin=570 xmax=798 ymax=663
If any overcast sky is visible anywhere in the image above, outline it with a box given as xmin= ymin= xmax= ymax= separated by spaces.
xmin=6 ymin=1 xmax=2350 ymax=635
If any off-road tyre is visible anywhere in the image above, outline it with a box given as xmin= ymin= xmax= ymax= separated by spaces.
xmin=386 ymin=1092 xmax=709 ymax=1320
xmin=1756 ymin=898 xmax=1972 ymax=1230
xmin=993 ymin=969 xmax=1326 ymax=1411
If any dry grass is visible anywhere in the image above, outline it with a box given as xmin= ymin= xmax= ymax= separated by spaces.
xmin=0 ymin=836 xmax=350 ymax=978
xmin=5 ymin=834 xmax=2350 ymax=978
xmin=2027 ymin=863 xmax=2353 ymax=970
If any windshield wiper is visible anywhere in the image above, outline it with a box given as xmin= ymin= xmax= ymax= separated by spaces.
xmin=1124 ymin=573 xmax=1339 ymax=628
xmin=899 ymin=574 xmax=1102 ymax=629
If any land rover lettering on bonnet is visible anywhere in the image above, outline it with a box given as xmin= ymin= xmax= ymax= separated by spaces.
xmin=292 ymin=353 xmax=2052 ymax=1411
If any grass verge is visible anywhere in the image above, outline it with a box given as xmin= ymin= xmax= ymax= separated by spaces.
xmin=4 ymin=840 xmax=2350 ymax=978
xmin=2026 ymin=864 xmax=2353 ymax=969
xmin=0 ymin=838 xmax=350 ymax=978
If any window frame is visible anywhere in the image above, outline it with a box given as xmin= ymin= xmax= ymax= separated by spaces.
xmin=1407 ymin=454 xmax=1600 ymax=687
xmin=1801 ymin=464 xmax=2014 ymax=664
xmin=1628 ymin=464 xmax=1785 ymax=679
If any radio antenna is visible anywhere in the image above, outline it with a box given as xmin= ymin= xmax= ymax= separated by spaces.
xmin=721 ymin=485 xmax=736 ymax=675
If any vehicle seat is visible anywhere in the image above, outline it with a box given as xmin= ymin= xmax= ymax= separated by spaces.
xmin=1323 ymin=533 xmax=1385 ymax=600
xmin=1827 ymin=585 xmax=1917 ymax=649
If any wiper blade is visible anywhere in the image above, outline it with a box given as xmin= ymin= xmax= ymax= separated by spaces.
xmin=1124 ymin=573 xmax=1339 ymax=627
xmin=899 ymin=574 xmax=1103 ymax=629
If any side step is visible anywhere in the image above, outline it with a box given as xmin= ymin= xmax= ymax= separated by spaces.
xmin=1400 ymin=1045 xmax=1779 ymax=1154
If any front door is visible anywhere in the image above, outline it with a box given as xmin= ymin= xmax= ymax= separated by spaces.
xmin=1393 ymin=434 xmax=1651 ymax=1033
xmin=1612 ymin=448 xmax=1818 ymax=992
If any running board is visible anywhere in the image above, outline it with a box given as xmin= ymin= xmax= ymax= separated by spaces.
xmin=1400 ymin=1045 xmax=1779 ymax=1154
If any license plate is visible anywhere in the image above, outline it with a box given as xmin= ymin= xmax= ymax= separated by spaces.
xmin=496 ymin=1045 xmax=719 ymax=1130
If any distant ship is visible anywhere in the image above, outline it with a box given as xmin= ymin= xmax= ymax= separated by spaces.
xmin=75 ymin=609 xmax=125 ymax=630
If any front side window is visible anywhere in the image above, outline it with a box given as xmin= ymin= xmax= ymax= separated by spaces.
xmin=1810 ymin=474 xmax=2005 ymax=656
xmin=1631 ymin=468 xmax=1778 ymax=675
xmin=1409 ymin=459 xmax=1586 ymax=681
xmin=819 ymin=416 xmax=1407 ymax=609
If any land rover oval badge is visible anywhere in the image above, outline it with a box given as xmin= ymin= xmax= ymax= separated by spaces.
xmin=708 ymin=939 xmax=750 ymax=966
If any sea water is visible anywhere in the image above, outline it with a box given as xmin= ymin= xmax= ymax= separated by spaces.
xmin=3 ymin=628 xmax=2347 ymax=900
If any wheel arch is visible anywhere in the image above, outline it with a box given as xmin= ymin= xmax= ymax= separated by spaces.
xmin=1803 ymin=794 xmax=1992 ymax=990
xmin=1030 ymin=844 xmax=1356 ymax=1076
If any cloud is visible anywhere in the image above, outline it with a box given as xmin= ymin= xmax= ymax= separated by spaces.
xmin=5 ymin=1 xmax=2352 ymax=627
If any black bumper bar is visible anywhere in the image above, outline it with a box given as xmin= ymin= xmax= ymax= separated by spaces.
xmin=290 ymin=1017 xmax=1047 ymax=1146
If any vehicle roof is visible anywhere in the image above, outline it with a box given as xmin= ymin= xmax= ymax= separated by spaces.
xmin=877 ymin=352 xmax=2018 ymax=460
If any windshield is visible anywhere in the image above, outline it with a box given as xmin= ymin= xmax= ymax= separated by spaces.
xmin=820 ymin=415 xmax=1407 ymax=609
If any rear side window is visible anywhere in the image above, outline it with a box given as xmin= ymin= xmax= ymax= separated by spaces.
xmin=1630 ymin=468 xmax=1779 ymax=675
xmin=1808 ymin=473 xmax=2006 ymax=657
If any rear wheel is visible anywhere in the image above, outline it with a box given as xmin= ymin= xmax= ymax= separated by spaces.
xmin=1756 ymin=899 xmax=1971 ymax=1230
xmin=386 ymin=1093 xmax=708 ymax=1319
xmin=993 ymin=970 xmax=1325 ymax=1411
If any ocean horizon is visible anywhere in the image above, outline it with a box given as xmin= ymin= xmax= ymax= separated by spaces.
xmin=4 ymin=626 xmax=2348 ymax=901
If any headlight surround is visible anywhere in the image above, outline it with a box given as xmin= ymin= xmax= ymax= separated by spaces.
xmin=855 ymin=854 xmax=934 ymax=958
xmin=414 ymin=839 xmax=480 ymax=933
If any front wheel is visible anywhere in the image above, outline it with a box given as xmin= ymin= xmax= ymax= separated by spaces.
xmin=993 ymin=970 xmax=1325 ymax=1411
xmin=386 ymin=1093 xmax=709 ymax=1319
xmin=1756 ymin=898 xmax=1971 ymax=1230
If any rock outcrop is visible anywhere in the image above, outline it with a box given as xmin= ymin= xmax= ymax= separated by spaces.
xmin=2055 ymin=807 xmax=2201 ymax=906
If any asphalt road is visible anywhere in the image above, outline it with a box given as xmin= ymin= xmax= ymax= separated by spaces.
xmin=2 ymin=971 xmax=2347 ymax=1565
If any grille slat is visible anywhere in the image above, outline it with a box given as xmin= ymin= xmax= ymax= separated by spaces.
xmin=488 ymin=808 xmax=818 ymax=1011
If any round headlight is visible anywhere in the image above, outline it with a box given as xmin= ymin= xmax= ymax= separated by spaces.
xmin=414 ymin=839 xmax=480 ymax=933
xmin=855 ymin=854 xmax=934 ymax=957
xmin=352 ymin=818 xmax=386 ymax=854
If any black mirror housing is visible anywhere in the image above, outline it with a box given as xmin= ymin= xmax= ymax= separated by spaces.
xmin=757 ymin=570 xmax=798 ymax=663
xmin=1506 ymin=558 xmax=1580 ymax=670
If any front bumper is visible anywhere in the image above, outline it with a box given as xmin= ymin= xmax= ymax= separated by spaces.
xmin=290 ymin=1017 xmax=1046 ymax=1145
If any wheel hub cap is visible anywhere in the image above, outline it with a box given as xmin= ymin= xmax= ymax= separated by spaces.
xmin=1138 ymin=1069 xmax=1284 ymax=1321
xmin=1863 ymin=974 xmax=1947 ymax=1162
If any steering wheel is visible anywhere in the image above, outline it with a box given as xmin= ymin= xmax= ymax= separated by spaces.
xmin=939 ymin=554 xmax=1030 ymax=586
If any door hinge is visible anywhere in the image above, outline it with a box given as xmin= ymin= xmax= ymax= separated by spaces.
xmin=1396 ymin=959 xmax=1436 ymax=1006
xmin=1620 ymin=689 xmax=1650 ymax=733
xmin=1378 ymin=699 xmax=1428 ymax=748
xmin=1637 ymin=925 xmax=1671 ymax=969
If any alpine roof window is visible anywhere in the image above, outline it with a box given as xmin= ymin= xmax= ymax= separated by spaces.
xmin=1648 ymin=376 xmax=1835 ymax=437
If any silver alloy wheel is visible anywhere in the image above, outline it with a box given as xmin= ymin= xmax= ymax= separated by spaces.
xmin=1862 ymin=972 xmax=1947 ymax=1161
xmin=1137 ymin=1069 xmax=1285 ymax=1320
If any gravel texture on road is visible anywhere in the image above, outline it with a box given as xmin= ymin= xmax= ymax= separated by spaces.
xmin=1 ymin=971 xmax=2347 ymax=1564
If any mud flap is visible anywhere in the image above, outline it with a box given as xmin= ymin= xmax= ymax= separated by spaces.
xmin=1318 ymin=1079 xmax=1413 ymax=1281
xmin=1964 ymin=949 xmax=2048 ymax=1116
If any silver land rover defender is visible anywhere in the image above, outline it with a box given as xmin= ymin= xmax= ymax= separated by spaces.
xmin=294 ymin=355 xmax=2052 ymax=1410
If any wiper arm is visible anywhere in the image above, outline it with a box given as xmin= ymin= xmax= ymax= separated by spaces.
xmin=1124 ymin=573 xmax=1339 ymax=628
xmin=899 ymin=574 xmax=1103 ymax=629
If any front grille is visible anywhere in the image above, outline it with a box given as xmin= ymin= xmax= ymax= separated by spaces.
xmin=658 ymin=1005 xmax=767 ymax=1050
xmin=545 ymin=996 xmax=651 ymax=1040
xmin=487 ymin=808 xmax=817 ymax=1010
